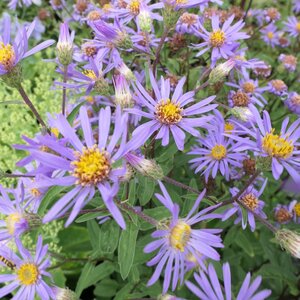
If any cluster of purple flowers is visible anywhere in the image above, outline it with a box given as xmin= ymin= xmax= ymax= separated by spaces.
xmin=1 ymin=0 xmax=300 ymax=298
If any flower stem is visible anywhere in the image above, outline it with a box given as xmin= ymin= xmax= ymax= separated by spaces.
xmin=62 ymin=66 xmax=68 ymax=115
xmin=18 ymin=85 xmax=50 ymax=134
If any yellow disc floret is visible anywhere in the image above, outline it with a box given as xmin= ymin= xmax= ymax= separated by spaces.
xmin=294 ymin=203 xmax=300 ymax=217
xmin=169 ymin=221 xmax=191 ymax=252
xmin=209 ymin=30 xmax=226 ymax=47
xmin=0 ymin=42 xmax=15 ymax=70
xmin=6 ymin=212 xmax=22 ymax=235
xmin=82 ymin=69 xmax=97 ymax=80
xmin=211 ymin=144 xmax=227 ymax=160
xmin=241 ymin=193 xmax=258 ymax=210
xmin=262 ymin=129 xmax=294 ymax=159
xmin=17 ymin=263 xmax=39 ymax=285
xmin=224 ymin=122 xmax=234 ymax=133
xmin=72 ymin=145 xmax=111 ymax=186
xmin=296 ymin=22 xmax=300 ymax=33
xmin=156 ymin=99 xmax=182 ymax=125
xmin=128 ymin=0 xmax=140 ymax=15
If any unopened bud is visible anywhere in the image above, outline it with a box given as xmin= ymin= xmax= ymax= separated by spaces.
xmin=113 ymin=75 xmax=133 ymax=108
xmin=119 ymin=163 xmax=135 ymax=182
xmin=57 ymin=22 xmax=74 ymax=66
xmin=208 ymin=59 xmax=235 ymax=84
xmin=125 ymin=153 xmax=164 ymax=180
xmin=276 ymin=229 xmax=300 ymax=259
xmin=116 ymin=61 xmax=135 ymax=81
xmin=116 ymin=32 xmax=133 ymax=49
xmin=52 ymin=287 xmax=78 ymax=300
xmin=138 ymin=10 xmax=152 ymax=32
xmin=230 ymin=106 xmax=254 ymax=122
xmin=158 ymin=295 xmax=178 ymax=300
xmin=162 ymin=4 xmax=181 ymax=28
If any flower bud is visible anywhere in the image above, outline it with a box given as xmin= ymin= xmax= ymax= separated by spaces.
xmin=119 ymin=163 xmax=135 ymax=182
xmin=158 ymin=295 xmax=178 ymax=300
xmin=208 ymin=59 xmax=235 ymax=84
xmin=138 ymin=9 xmax=152 ymax=32
xmin=276 ymin=229 xmax=300 ymax=259
xmin=162 ymin=4 xmax=182 ymax=28
xmin=116 ymin=61 xmax=136 ymax=81
xmin=125 ymin=153 xmax=164 ymax=180
xmin=56 ymin=22 xmax=74 ymax=66
xmin=113 ymin=75 xmax=133 ymax=108
xmin=230 ymin=106 xmax=254 ymax=122
xmin=52 ymin=287 xmax=78 ymax=300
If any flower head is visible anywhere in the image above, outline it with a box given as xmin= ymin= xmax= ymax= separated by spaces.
xmin=284 ymin=16 xmax=300 ymax=38
xmin=186 ymin=262 xmax=271 ymax=300
xmin=144 ymin=182 xmax=223 ymax=293
xmin=56 ymin=22 xmax=74 ymax=66
xmin=0 ymin=236 xmax=55 ymax=299
xmin=285 ymin=92 xmax=300 ymax=115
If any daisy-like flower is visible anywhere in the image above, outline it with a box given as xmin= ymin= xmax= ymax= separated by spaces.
xmin=278 ymin=54 xmax=297 ymax=72
xmin=284 ymin=16 xmax=300 ymax=38
xmin=0 ymin=183 xmax=41 ymax=241
xmin=0 ymin=16 xmax=54 ymax=77
xmin=26 ymin=106 xmax=128 ymax=229
xmin=144 ymin=182 xmax=223 ymax=293
xmin=193 ymin=15 xmax=249 ymax=66
xmin=127 ymin=72 xmax=217 ymax=151
xmin=222 ymin=180 xmax=267 ymax=231
xmin=186 ymin=262 xmax=271 ymax=300
xmin=50 ymin=0 xmax=65 ymax=10
xmin=231 ymin=108 xmax=300 ymax=181
xmin=0 ymin=236 xmax=55 ymax=300
xmin=264 ymin=7 xmax=280 ymax=23
xmin=176 ymin=12 xmax=201 ymax=34
xmin=226 ymin=73 xmax=267 ymax=107
xmin=274 ymin=202 xmax=294 ymax=225
xmin=285 ymin=92 xmax=300 ymax=115
xmin=267 ymin=79 xmax=288 ymax=96
xmin=260 ymin=23 xmax=280 ymax=47
xmin=188 ymin=123 xmax=247 ymax=181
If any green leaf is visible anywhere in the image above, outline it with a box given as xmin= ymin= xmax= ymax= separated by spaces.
xmin=87 ymin=220 xmax=101 ymax=251
xmin=75 ymin=211 xmax=109 ymax=223
xmin=38 ymin=186 xmax=68 ymax=215
xmin=100 ymin=221 xmax=120 ymax=253
xmin=114 ymin=282 xmax=135 ymax=300
xmin=234 ymin=230 xmax=255 ymax=257
xmin=67 ymin=101 xmax=85 ymax=125
xmin=76 ymin=261 xmax=115 ymax=296
xmin=137 ymin=175 xmax=155 ymax=206
xmin=118 ymin=223 xmax=139 ymax=280
xmin=94 ymin=279 xmax=119 ymax=298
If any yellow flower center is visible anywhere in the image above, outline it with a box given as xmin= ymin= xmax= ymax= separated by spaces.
xmin=83 ymin=69 xmax=97 ymax=80
xmin=103 ymin=3 xmax=112 ymax=12
xmin=296 ymin=22 xmax=300 ymax=33
xmin=156 ymin=99 xmax=182 ymax=125
xmin=234 ymin=55 xmax=246 ymax=62
xmin=176 ymin=0 xmax=188 ymax=5
xmin=0 ymin=42 xmax=15 ymax=70
xmin=128 ymin=0 xmax=140 ymax=15
xmin=224 ymin=122 xmax=234 ymax=133
xmin=275 ymin=208 xmax=292 ymax=223
xmin=262 ymin=129 xmax=294 ymax=159
xmin=291 ymin=95 xmax=300 ymax=105
xmin=169 ymin=221 xmax=191 ymax=252
xmin=87 ymin=10 xmax=101 ymax=21
xmin=30 ymin=188 xmax=41 ymax=198
xmin=232 ymin=90 xmax=250 ymax=107
xmin=242 ymin=82 xmax=255 ymax=93
xmin=211 ymin=144 xmax=227 ymax=160
xmin=51 ymin=127 xmax=59 ymax=138
xmin=241 ymin=193 xmax=258 ymax=210
xmin=209 ymin=30 xmax=226 ymax=47
xmin=6 ymin=212 xmax=22 ymax=235
xmin=72 ymin=145 xmax=111 ymax=186
xmin=294 ymin=203 xmax=300 ymax=217
xmin=17 ymin=263 xmax=39 ymax=285
xmin=267 ymin=32 xmax=274 ymax=39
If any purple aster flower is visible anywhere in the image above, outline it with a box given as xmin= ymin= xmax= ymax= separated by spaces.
xmin=186 ymin=262 xmax=271 ymax=300
xmin=113 ymin=74 xmax=133 ymax=108
xmin=176 ymin=12 xmax=201 ymax=34
xmin=284 ymin=16 xmax=300 ymax=38
xmin=0 ymin=183 xmax=41 ymax=241
xmin=260 ymin=23 xmax=280 ymax=47
xmin=73 ymin=41 xmax=99 ymax=62
xmin=189 ymin=121 xmax=247 ymax=181
xmin=264 ymin=7 xmax=280 ymax=23
xmin=293 ymin=0 xmax=300 ymax=13
xmin=226 ymin=73 xmax=268 ymax=108
xmin=7 ymin=0 xmax=41 ymax=10
xmin=285 ymin=92 xmax=300 ymax=115
xmin=127 ymin=72 xmax=217 ymax=151
xmin=278 ymin=54 xmax=297 ymax=72
xmin=274 ymin=202 xmax=294 ymax=225
xmin=26 ymin=106 xmax=128 ymax=229
xmin=109 ymin=0 xmax=163 ymax=25
xmin=56 ymin=22 xmax=74 ymax=66
xmin=290 ymin=200 xmax=300 ymax=223
xmin=231 ymin=108 xmax=300 ymax=181
xmin=0 ymin=235 xmax=55 ymax=300
xmin=73 ymin=0 xmax=93 ymax=22
xmin=0 ymin=16 xmax=54 ymax=76
xmin=144 ymin=182 xmax=223 ymax=293
xmin=267 ymin=79 xmax=288 ymax=96
xmin=193 ymin=15 xmax=249 ymax=66
xmin=50 ymin=0 xmax=65 ymax=10
xmin=222 ymin=180 xmax=267 ymax=231
xmin=253 ymin=61 xmax=272 ymax=78
xmin=131 ymin=30 xmax=159 ymax=53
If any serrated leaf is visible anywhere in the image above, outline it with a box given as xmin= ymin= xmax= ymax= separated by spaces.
xmin=118 ymin=223 xmax=138 ymax=280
